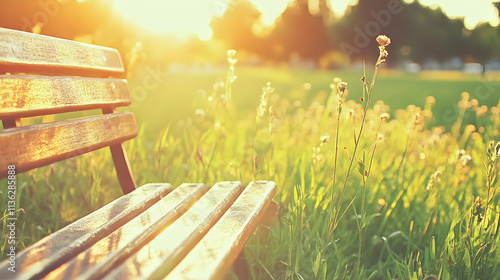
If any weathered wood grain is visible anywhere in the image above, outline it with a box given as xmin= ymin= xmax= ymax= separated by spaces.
xmin=0 ymin=28 xmax=124 ymax=77
xmin=43 ymin=184 xmax=208 ymax=280
xmin=164 ymin=181 xmax=277 ymax=280
xmin=0 ymin=184 xmax=172 ymax=280
xmin=0 ymin=75 xmax=131 ymax=119
xmin=104 ymin=182 xmax=246 ymax=280
xmin=0 ymin=113 xmax=137 ymax=178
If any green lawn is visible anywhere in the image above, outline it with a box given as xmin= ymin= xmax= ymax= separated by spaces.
xmin=128 ymin=66 xmax=500 ymax=139
xmin=2 ymin=66 xmax=500 ymax=279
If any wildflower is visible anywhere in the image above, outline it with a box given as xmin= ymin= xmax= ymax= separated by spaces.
xmin=375 ymin=133 xmax=385 ymax=143
xmin=376 ymin=35 xmax=391 ymax=66
xmin=380 ymin=113 xmax=390 ymax=121
xmin=302 ymin=82 xmax=312 ymax=91
xmin=458 ymin=92 xmax=472 ymax=110
xmin=225 ymin=50 xmax=238 ymax=103
xmin=194 ymin=109 xmax=205 ymax=116
xmin=487 ymin=140 xmax=500 ymax=163
xmin=360 ymin=75 xmax=369 ymax=87
xmin=456 ymin=149 xmax=466 ymax=159
xmin=333 ymin=77 xmax=343 ymax=84
xmin=256 ymin=82 xmax=274 ymax=124
xmin=377 ymin=198 xmax=387 ymax=208
xmin=337 ymin=82 xmax=348 ymax=97
xmin=320 ymin=135 xmax=329 ymax=144
xmin=376 ymin=35 xmax=391 ymax=47
xmin=227 ymin=49 xmax=237 ymax=66
xmin=426 ymin=96 xmax=436 ymax=105
xmin=459 ymin=154 xmax=472 ymax=167
xmin=408 ymin=110 xmax=422 ymax=133
xmin=474 ymin=105 xmax=488 ymax=117
xmin=472 ymin=196 xmax=484 ymax=221
xmin=214 ymin=120 xmax=222 ymax=131
xmin=471 ymin=132 xmax=481 ymax=140
xmin=213 ymin=80 xmax=224 ymax=93
xmin=269 ymin=106 xmax=275 ymax=136
xmin=312 ymin=147 xmax=322 ymax=165
xmin=426 ymin=170 xmax=442 ymax=190
xmin=465 ymin=124 xmax=476 ymax=133
xmin=492 ymin=100 xmax=500 ymax=116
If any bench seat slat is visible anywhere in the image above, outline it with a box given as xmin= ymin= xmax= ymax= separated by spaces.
xmin=165 ymin=181 xmax=277 ymax=280
xmin=105 ymin=181 xmax=245 ymax=279
xmin=0 ymin=112 xmax=138 ymax=178
xmin=0 ymin=28 xmax=124 ymax=77
xmin=43 ymin=183 xmax=208 ymax=280
xmin=0 ymin=183 xmax=172 ymax=280
xmin=0 ymin=75 xmax=131 ymax=119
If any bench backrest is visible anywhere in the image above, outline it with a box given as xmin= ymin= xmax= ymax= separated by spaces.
xmin=0 ymin=27 xmax=138 ymax=193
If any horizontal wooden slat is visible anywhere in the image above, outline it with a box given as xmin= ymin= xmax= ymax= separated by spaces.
xmin=0 ymin=183 xmax=173 ymax=280
xmin=165 ymin=181 xmax=277 ymax=280
xmin=0 ymin=113 xmax=137 ymax=178
xmin=0 ymin=75 xmax=131 ymax=119
xmin=0 ymin=28 xmax=124 ymax=77
xmin=105 ymin=182 xmax=245 ymax=279
xmin=43 ymin=184 xmax=208 ymax=280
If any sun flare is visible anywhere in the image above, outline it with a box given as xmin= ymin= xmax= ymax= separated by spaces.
xmin=112 ymin=0 xmax=226 ymax=40
xmin=112 ymin=0 xmax=291 ymax=40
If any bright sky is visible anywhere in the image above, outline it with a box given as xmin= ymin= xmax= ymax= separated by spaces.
xmin=112 ymin=0 xmax=500 ymax=39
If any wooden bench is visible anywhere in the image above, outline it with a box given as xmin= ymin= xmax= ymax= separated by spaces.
xmin=0 ymin=27 xmax=278 ymax=280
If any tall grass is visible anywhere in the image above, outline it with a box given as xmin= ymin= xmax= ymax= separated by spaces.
xmin=1 ymin=36 xmax=500 ymax=279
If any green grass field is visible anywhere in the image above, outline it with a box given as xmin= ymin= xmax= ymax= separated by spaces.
xmin=129 ymin=66 xmax=500 ymax=139
xmin=1 ymin=62 xmax=500 ymax=279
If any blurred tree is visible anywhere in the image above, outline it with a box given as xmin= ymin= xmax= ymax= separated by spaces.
xmin=331 ymin=0 xmax=468 ymax=64
xmin=211 ymin=0 xmax=261 ymax=53
xmin=270 ymin=0 xmax=331 ymax=61
xmin=467 ymin=23 xmax=500 ymax=64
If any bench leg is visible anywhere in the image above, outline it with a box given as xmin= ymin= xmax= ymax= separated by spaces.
xmin=102 ymin=108 xmax=137 ymax=194
xmin=2 ymin=118 xmax=22 ymax=129
xmin=109 ymin=143 xmax=137 ymax=194
xmin=233 ymin=251 xmax=250 ymax=280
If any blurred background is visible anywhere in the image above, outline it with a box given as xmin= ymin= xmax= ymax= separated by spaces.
xmin=1 ymin=0 xmax=499 ymax=135
xmin=1 ymin=0 xmax=500 ymax=70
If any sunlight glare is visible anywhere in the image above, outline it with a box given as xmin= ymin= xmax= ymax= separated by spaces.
xmin=251 ymin=0 xmax=290 ymax=26
xmin=113 ymin=0 xmax=291 ymax=39
xmin=112 ymin=0 xmax=229 ymax=39
xmin=418 ymin=0 xmax=499 ymax=29
xmin=113 ymin=0 xmax=498 ymax=39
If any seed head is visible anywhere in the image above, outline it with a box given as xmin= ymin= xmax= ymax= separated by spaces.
xmin=337 ymin=82 xmax=348 ymax=94
xmin=380 ymin=113 xmax=390 ymax=121
xmin=426 ymin=96 xmax=436 ymax=105
xmin=269 ymin=106 xmax=275 ymax=135
xmin=376 ymin=35 xmax=391 ymax=47
xmin=227 ymin=49 xmax=237 ymax=65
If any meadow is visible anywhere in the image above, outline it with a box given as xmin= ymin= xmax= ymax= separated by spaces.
xmin=2 ymin=47 xmax=500 ymax=279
